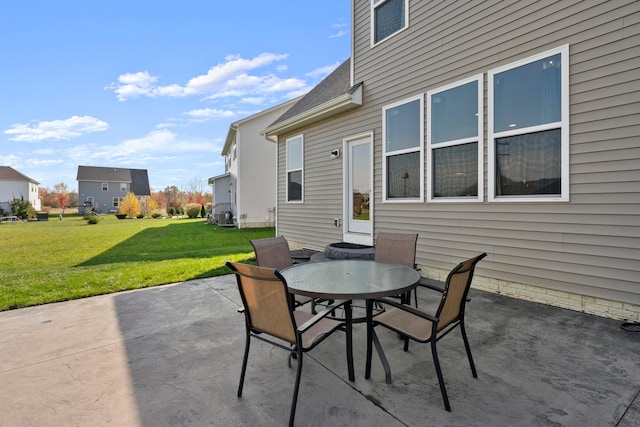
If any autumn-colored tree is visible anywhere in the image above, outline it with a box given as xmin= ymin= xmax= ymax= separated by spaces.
xmin=119 ymin=192 xmax=141 ymax=218
xmin=140 ymin=195 xmax=159 ymax=217
xmin=53 ymin=182 xmax=69 ymax=212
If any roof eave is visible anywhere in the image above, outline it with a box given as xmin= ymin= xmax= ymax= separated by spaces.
xmin=222 ymin=124 xmax=238 ymax=156
xmin=264 ymin=83 xmax=363 ymax=139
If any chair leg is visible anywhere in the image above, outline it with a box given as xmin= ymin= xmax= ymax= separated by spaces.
xmin=288 ymin=349 xmax=303 ymax=427
xmin=431 ymin=340 xmax=451 ymax=412
xmin=237 ymin=333 xmax=251 ymax=397
xmin=460 ymin=321 xmax=478 ymax=378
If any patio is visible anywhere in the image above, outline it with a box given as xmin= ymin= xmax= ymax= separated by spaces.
xmin=1 ymin=274 xmax=638 ymax=426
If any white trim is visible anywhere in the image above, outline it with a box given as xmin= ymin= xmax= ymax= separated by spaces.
xmin=370 ymin=0 xmax=409 ymax=47
xmin=488 ymin=44 xmax=569 ymax=202
xmin=342 ymin=132 xmax=374 ymax=246
xmin=382 ymin=93 xmax=424 ymax=203
xmin=285 ymin=134 xmax=304 ymax=203
xmin=426 ymin=74 xmax=484 ymax=202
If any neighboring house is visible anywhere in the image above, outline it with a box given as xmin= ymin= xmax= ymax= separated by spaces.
xmin=264 ymin=1 xmax=640 ymax=321
xmin=77 ymin=166 xmax=150 ymax=213
xmin=208 ymin=97 xmax=300 ymax=228
xmin=0 ymin=166 xmax=41 ymax=213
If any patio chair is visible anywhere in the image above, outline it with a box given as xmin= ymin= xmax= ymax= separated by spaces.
xmin=250 ymin=236 xmax=313 ymax=309
xmin=226 ymin=262 xmax=350 ymax=427
xmin=374 ymin=232 xmax=419 ymax=306
xmin=365 ymin=252 xmax=487 ymax=411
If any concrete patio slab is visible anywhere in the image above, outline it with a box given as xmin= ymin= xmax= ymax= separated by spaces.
xmin=1 ymin=274 xmax=639 ymax=426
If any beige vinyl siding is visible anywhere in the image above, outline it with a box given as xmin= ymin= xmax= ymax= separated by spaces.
xmin=278 ymin=0 xmax=640 ymax=311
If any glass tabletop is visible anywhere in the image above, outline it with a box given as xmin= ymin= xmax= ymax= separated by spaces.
xmin=281 ymin=259 xmax=420 ymax=299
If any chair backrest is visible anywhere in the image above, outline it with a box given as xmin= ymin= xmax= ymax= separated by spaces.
xmin=374 ymin=232 xmax=418 ymax=268
xmin=250 ymin=236 xmax=293 ymax=270
xmin=227 ymin=262 xmax=297 ymax=344
xmin=435 ymin=253 xmax=487 ymax=330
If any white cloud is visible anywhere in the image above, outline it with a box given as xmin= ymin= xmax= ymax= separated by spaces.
xmin=183 ymin=108 xmax=236 ymax=123
xmin=329 ymin=30 xmax=348 ymax=39
xmin=306 ymin=62 xmax=341 ymax=79
xmin=4 ymin=116 xmax=109 ymax=142
xmin=106 ymin=52 xmax=293 ymax=101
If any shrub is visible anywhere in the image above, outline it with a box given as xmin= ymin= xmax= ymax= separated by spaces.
xmin=200 ymin=204 xmax=206 ymax=217
xmin=86 ymin=213 xmax=101 ymax=224
xmin=185 ymin=204 xmax=201 ymax=219
xmin=166 ymin=207 xmax=175 ymax=216
xmin=151 ymin=212 xmax=162 ymax=218
xmin=115 ymin=214 xmax=127 ymax=219
xmin=136 ymin=214 xmax=144 ymax=219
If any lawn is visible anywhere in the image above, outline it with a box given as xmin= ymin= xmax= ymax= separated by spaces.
xmin=0 ymin=214 xmax=274 ymax=311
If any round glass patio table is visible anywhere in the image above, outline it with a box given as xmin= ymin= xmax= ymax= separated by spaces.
xmin=281 ymin=259 xmax=420 ymax=382
xmin=281 ymin=259 xmax=420 ymax=300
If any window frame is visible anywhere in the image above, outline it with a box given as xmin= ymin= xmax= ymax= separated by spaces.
xmin=286 ymin=134 xmax=304 ymax=203
xmin=102 ymin=182 xmax=108 ymax=192
xmin=427 ymin=74 xmax=484 ymax=202
xmin=120 ymin=183 xmax=127 ymax=193
xmin=382 ymin=94 xmax=424 ymax=203
xmin=113 ymin=197 xmax=122 ymax=208
xmin=371 ymin=0 xmax=409 ymax=47
xmin=488 ymin=44 xmax=569 ymax=202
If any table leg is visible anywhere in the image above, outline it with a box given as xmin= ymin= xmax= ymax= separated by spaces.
xmin=345 ymin=300 xmax=354 ymax=382
xmin=365 ymin=299 xmax=392 ymax=384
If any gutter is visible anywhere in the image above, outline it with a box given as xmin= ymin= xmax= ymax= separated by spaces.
xmin=263 ymin=82 xmax=363 ymax=139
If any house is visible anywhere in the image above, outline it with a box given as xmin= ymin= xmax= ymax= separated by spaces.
xmin=0 ymin=166 xmax=41 ymax=213
xmin=208 ymin=98 xmax=300 ymax=228
xmin=77 ymin=166 xmax=150 ymax=213
xmin=263 ymin=1 xmax=640 ymax=321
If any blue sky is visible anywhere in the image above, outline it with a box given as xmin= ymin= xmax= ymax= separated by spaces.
xmin=0 ymin=1 xmax=350 ymax=192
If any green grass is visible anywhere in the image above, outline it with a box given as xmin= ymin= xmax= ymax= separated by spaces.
xmin=0 ymin=215 xmax=274 ymax=311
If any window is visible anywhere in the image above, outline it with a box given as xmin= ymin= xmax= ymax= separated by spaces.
xmin=489 ymin=45 xmax=569 ymax=201
xmin=102 ymin=182 xmax=108 ymax=191
xmin=383 ymin=95 xmax=424 ymax=201
xmin=286 ymin=135 xmax=303 ymax=202
xmin=427 ymin=75 xmax=483 ymax=201
xmin=372 ymin=0 xmax=408 ymax=45
xmin=113 ymin=197 xmax=122 ymax=208
xmin=120 ymin=183 xmax=127 ymax=192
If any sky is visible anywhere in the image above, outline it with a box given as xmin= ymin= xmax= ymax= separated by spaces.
xmin=0 ymin=1 xmax=350 ymax=192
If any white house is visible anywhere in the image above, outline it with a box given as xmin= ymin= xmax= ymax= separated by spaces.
xmin=0 ymin=166 xmax=41 ymax=213
xmin=208 ymin=97 xmax=300 ymax=228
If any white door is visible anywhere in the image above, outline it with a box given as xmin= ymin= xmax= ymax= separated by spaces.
xmin=344 ymin=134 xmax=373 ymax=242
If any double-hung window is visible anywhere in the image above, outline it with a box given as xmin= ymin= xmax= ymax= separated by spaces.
xmin=286 ymin=135 xmax=303 ymax=202
xmin=383 ymin=95 xmax=424 ymax=202
xmin=120 ymin=183 xmax=127 ymax=192
xmin=102 ymin=182 xmax=108 ymax=191
xmin=427 ymin=75 xmax=483 ymax=201
xmin=371 ymin=0 xmax=408 ymax=45
xmin=488 ymin=45 xmax=569 ymax=201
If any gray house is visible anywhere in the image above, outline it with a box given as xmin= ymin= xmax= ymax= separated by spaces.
xmin=77 ymin=166 xmax=150 ymax=213
xmin=264 ymin=1 xmax=640 ymax=321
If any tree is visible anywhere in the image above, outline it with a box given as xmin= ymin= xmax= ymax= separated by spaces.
xmin=140 ymin=195 xmax=159 ymax=217
xmin=53 ymin=182 xmax=70 ymax=212
xmin=119 ymin=192 xmax=141 ymax=218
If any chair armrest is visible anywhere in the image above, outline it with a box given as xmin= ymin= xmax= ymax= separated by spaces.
xmin=418 ymin=278 xmax=445 ymax=293
xmin=418 ymin=278 xmax=472 ymax=302
xmin=374 ymin=297 xmax=439 ymax=323
xmin=297 ymin=300 xmax=349 ymax=333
